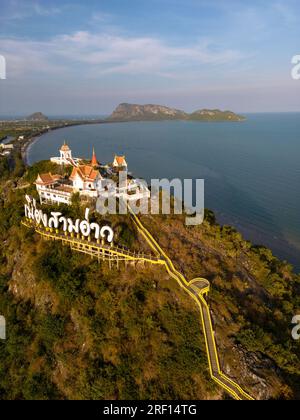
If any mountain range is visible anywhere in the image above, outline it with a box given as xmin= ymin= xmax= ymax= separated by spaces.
xmin=107 ymin=103 xmax=246 ymax=122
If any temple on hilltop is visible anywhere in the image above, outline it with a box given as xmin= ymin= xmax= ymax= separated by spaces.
xmin=35 ymin=143 xmax=150 ymax=205
xmin=69 ymin=164 xmax=102 ymax=198
xmin=113 ymin=155 xmax=127 ymax=170
xmin=50 ymin=141 xmax=81 ymax=166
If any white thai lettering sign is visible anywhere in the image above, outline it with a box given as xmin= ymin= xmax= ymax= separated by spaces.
xmin=24 ymin=195 xmax=114 ymax=242
xmin=0 ymin=315 xmax=5 ymax=340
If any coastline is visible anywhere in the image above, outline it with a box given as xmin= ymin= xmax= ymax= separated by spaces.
xmin=24 ymin=120 xmax=300 ymax=273
xmin=22 ymin=134 xmax=41 ymax=165
xmin=21 ymin=120 xmax=106 ymax=166
xmin=21 ymin=114 xmax=247 ymax=166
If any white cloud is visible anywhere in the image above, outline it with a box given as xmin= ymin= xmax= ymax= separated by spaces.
xmin=0 ymin=30 xmax=244 ymax=80
xmin=0 ymin=0 xmax=61 ymax=21
xmin=90 ymin=11 xmax=114 ymax=23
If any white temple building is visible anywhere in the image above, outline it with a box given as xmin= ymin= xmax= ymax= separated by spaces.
xmin=36 ymin=143 xmax=150 ymax=206
xmin=50 ymin=141 xmax=81 ymax=166
xmin=69 ymin=164 xmax=102 ymax=198
xmin=35 ymin=172 xmax=73 ymax=205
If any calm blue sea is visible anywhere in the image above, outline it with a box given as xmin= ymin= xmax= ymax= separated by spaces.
xmin=27 ymin=114 xmax=300 ymax=271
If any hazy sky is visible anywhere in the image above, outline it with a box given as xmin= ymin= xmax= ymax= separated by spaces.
xmin=0 ymin=0 xmax=300 ymax=115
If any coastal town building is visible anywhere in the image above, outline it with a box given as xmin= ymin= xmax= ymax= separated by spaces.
xmin=35 ymin=143 xmax=150 ymax=205
xmin=0 ymin=150 xmax=11 ymax=157
xmin=0 ymin=143 xmax=14 ymax=150
xmin=0 ymin=143 xmax=14 ymax=157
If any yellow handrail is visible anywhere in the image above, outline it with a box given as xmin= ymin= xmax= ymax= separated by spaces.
xmin=128 ymin=208 xmax=254 ymax=401
xmin=22 ymin=214 xmax=254 ymax=401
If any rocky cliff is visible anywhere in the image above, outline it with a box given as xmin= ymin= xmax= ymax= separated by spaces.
xmin=107 ymin=103 xmax=245 ymax=122
xmin=107 ymin=103 xmax=187 ymax=121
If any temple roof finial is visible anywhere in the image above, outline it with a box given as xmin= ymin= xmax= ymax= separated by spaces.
xmin=91 ymin=146 xmax=98 ymax=166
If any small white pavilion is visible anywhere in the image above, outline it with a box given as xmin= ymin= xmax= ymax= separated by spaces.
xmin=50 ymin=141 xmax=80 ymax=166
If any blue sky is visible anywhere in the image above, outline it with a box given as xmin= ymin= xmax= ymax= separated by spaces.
xmin=0 ymin=0 xmax=300 ymax=115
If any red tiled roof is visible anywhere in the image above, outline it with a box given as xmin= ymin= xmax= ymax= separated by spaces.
xmin=70 ymin=165 xmax=100 ymax=182
xmin=114 ymin=155 xmax=126 ymax=166
xmin=35 ymin=172 xmax=62 ymax=186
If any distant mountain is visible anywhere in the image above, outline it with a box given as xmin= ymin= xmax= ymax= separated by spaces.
xmin=26 ymin=112 xmax=49 ymax=121
xmin=107 ymin=103 xmax=245 ymax=122
xmin=188 ymin=109 xmax=245 ymax=122
xmin=107 ymin=103 xmax=188 ymax=122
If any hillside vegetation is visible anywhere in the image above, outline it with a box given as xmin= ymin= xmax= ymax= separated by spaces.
xmin=0 ymin=162 xmax=299 ymax=400
xmin=107 ymin=103 xmax=245 ymax=122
